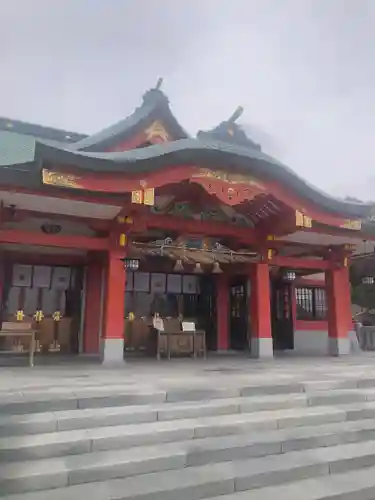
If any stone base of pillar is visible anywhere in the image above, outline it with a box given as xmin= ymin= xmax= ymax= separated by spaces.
xmin=251 ymin=337 xmax=274 ymax=358
xmin=100 ymin=338 xmax=125 ymax=365
xmin=328 ymin=337 xmax=350 ymax=357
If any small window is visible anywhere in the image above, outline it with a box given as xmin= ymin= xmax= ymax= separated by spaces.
xmin=295 ymin=287 xmax=327 ymax=320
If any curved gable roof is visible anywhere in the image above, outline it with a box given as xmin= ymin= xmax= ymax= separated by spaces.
xmin=198 ymin=106 xmax=262 ymax=151
xmin=70 ymin=82 xmax=189 ymax=152
xmin=31 ymin=137 xmax=373 ymax=219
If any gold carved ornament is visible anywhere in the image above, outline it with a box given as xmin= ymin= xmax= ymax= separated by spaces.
xmin=295 ymin=210 xmax=312 ymax=228
xmin=192 ymin=168 xmax=265 ymax=189
xmin=119 ymin=233 xmax=127 ymax=247
xmin=131 ymin=188 xmax=155 ymax=206
xmin=33 ymin=310 xmax=44 ymax=323
xmin=52 ymin=311 xmax=62 ymax=322
xmin=145 ymin=121 xmax=169 ymax=142
xmin=42 ymin=169 xmax=82 ymax=189
xmin=340 ymin=219 xmax=362 ymax=231
xmin=16 ymin=310 xmax=24 ymax=321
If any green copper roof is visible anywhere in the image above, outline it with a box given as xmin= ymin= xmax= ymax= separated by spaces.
xmin=0 ymin=129 xmax=372 ymax=219
xmin=70 ymin=87 xmax=189 ymax=152
xmin=0 ymin=131 xmax=36 ymax=166
xmin=0 ymin=117 xmax=86 ymax=143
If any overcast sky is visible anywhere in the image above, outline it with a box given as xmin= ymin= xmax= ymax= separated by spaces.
xmin=1 ymin=0 xmax=374 ymax=200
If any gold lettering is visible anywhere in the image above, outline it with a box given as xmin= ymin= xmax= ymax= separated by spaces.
xmin=143 ymin=188 xmax=155 ymax=206
xmin=131 ymin=190 xmax=143 ymax=204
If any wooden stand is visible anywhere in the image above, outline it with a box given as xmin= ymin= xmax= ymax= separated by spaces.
xmin=0 ymin=322 xmax=36 ymax=367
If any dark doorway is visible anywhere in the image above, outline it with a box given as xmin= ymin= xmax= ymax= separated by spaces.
xmin=271 ymin=279 xmax=294 ymax=350
xmin=229 ymin=276 xmax=248 ymax=350
xmin=197 ymin=276 xmax=217 ymax=351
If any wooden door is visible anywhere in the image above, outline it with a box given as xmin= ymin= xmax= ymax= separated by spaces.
xmin=229 ymin=277 xmax=248 ymax=350
xmin=271 ymin=280 xmax=294 ymax=350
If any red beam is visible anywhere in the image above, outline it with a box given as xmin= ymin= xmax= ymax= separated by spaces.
xmin=131 ymin=213 xmax=261 ymax=245
xmin=0 ymin=229 xmax=109 ymax=250
xmin=0 ymin=207 xmax=110 ymax=231
xmin=0 ymin=185 xmax=124 ymax=207
xmin=3 ymin=252 xmax=87 ymax=266
xmin=270 ymin=255 xmax=330 ymax=270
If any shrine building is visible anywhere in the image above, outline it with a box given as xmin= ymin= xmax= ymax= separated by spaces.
xmin=0 ymin=80 xmax=374 ymax=364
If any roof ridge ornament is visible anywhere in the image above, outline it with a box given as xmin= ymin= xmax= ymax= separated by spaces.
xmin=143 ymin=77 xmax=168 ymax=105
xmin=155 ymin=77 xmax=163 ymax=90
xmin=228 ymin=106 xmax=244 ymax=124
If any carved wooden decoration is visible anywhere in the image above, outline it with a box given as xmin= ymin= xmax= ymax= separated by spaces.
xmin=42 ymin=169 xmax=82 ymax=189
xmin=191 ymin=169 xmax=265 ymax=206
xmin=145 ymin=121 xmax=169 ymax=142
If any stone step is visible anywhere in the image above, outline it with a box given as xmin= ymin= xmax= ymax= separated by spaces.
xmin=3 ymin=378 xmax=368 ymax=416
xmin=5 ymin=414 xmax=375 ymax=486
xmin=5 ymin=419 xmax=375 ymax=494
xmin=206 ymin=466 xmax=375 ymax=499
xmin=4 ymin=440 xmax=375 ymax=497
xmin=1 ymin=388 xmax=374 ymax=437
xmin=0 ymin=405 xmax=350 ymax=462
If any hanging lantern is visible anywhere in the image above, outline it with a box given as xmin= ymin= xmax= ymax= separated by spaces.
xmin=362 ymin=276 xmax=375 ymax=285
xmin=193 ymin=262 xmax=204 ymax=274
xmin=284 ymin=270 xmax=296 ymax=282
xmin=122 ymin=259 xmax=140 ymax=271
xmin=173 ymin=259 xmax=184 ymax=272
xmin=212 ymin=262 xmax=223 ymax=274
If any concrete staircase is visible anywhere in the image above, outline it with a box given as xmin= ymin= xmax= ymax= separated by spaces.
xmin=6 ymin=378 xmax=375 ymax=498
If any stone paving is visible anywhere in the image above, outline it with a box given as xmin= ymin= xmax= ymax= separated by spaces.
xmin=2 ymin=352 xmax=375 ymax=394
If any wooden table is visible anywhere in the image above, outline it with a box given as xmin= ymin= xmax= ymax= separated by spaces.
xmin=0 ymin=322 xmax=36 ymax=367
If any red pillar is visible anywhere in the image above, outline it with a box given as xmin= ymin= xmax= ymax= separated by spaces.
xmin=216 ymin=275 xmax=229 ymax=351
xmin=83 ymin=260 xmax=103 ymax=354
xmin=326 ymin=267 xmax=352 ymax=356
xmin=101 ymin=251 xmax=126 ymax=363
xmin=250 ymin=263 xmax=273 ymax=357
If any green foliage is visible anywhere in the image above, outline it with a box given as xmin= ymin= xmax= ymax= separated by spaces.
xmin=351 ymin=283 xmax=375 ymax=310
xmin=350 ymin=264 xmax=375 ymax=310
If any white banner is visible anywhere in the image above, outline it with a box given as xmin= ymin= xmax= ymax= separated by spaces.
xmin=151 ymin=273 xmax=166 ymax=293
xmin=33 ymin=266 xmax=52 ymax=288
xmin=167 ymin=274 xmax=182 ymax=293
xmin=12 ymin=264 xmax=32 ymax=287
xmin=52 ymin=267 xmax=71 ymax=290
xmin=134 ymin=272 xmax=150 ymax=292
xmin=182 ymin=275 xmax=198 ymax=294
xmin=126 ymin=271 xmax=134 ymax=291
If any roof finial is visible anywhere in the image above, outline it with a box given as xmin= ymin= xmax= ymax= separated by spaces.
xmin=155 ymin=77 xmax=163 ymax=90
xmin=228 ymin=106 xmax=244 ymax=124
